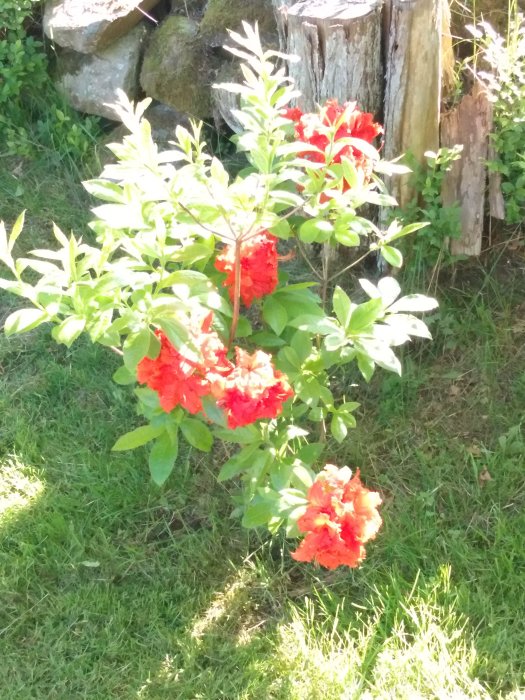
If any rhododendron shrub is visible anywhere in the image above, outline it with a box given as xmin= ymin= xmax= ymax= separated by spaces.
xmin=0 ymin=23 xmax=437 ymax=569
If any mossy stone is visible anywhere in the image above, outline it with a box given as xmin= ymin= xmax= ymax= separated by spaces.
xmin=140 ymin=15 xmax=213 ymax=119
xmin=200 ymin=0 xmax=277 ymax=46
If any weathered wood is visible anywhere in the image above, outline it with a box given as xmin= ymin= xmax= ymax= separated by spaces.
xmin=278 ymin=0 xmax=383 ymax=116
xmin=441 ymin=80 xmax=492 ymax=257
xmin=441 ymin=0 xmax=456 ymax=102
xmin=271 ymin=0 xmax=296 ymax=52
xmin=383 ymin=0 xmax=443 ymax=209
xmin=488 ymin=142 xmax=505 ymax=220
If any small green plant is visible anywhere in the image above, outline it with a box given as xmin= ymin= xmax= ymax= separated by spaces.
xmin=0 ymin=1 xmax=46 ymax=107
xmin=0 ymin=24 xmax=437 ymax=571
xmin=394 ymin=147 xmax=463 ymax=285
xmin=0 ymin=0 xmax=100 ymax=163
xmin=470 ymin=16 xmax=525 ymax=224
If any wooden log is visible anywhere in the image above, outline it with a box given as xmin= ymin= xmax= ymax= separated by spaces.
xmin=271 ymin=0 xmax=297 ymax=52
xmin=383 ymin=0 xmax=444 ymax=209
xmin=277 ymin=0 xmax=383 ymax=116
xmin=441 ymin=80 xmax=492 ymax=257
xmin=488 ymin=142 xmax=505 ymax=220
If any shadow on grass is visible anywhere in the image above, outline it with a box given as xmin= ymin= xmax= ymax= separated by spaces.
xmin=1 ymin=290 xmax=524 ymax=698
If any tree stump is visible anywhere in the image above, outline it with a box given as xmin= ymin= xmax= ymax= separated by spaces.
xmin=277 ymin=0 xmax=383 ymax=116
xmin=383 ymin=0 xmax=446 ymax=209
xmin=441 ymin=80 xmax=492 ymax=257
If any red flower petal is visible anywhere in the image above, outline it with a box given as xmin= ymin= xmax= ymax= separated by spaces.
xmin=292 ymin=465 xmax=382 ymax=569
xmin=215 ymin=231 xmax=279 ymax=307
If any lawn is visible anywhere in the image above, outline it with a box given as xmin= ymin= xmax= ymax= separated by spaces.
xmin=1 ymin=158 xmax=524 ymax=698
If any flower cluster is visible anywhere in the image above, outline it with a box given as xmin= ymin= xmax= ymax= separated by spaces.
xmin=292 ymin=465 xmax=382 ymax=569
xmin=136 ymin=314 xmax=231 ymax=415
xmin=137 ymin=316 xmax=293 ymax=428
xmin=283 ymin=100 xmax=382 ymax=191
xmin=212 ymin=348 xmax=294 ymax=429
xmin=214 ymin=230 xmax=279 ymax=307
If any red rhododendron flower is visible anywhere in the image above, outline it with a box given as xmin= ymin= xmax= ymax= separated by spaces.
xmin=211 ymin=348 xmax=293 ymax=429
xmin=214 ymin=231 xmax=279 ymax=307
xmin=136 ymin=314 xmax=231 ymax=414
xmin=283 ymin=99 xmax=382 ymax=192
xmin=292 ymin=465 xmax=382 ymax=569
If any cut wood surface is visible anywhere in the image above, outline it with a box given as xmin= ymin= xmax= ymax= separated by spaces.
xmin=278 ymin=0 xmax=383 ymax=115
xmin=383 ymin=0 xmax=443 ymax=208
xmin=441 ymin=80 xmax=492 ymax=257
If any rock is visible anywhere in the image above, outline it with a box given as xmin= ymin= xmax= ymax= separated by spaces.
xmin=212 ymin=60 xmax=243 ymax=132
xmin=170 ymin=0 xmax=206 ymax=18
xmin=143 ymin=102 xmax=191 ymax=143
xmin=56 ymin=23 xmax=149 ymax=121
xmin=43 ymin=0 xmax=162 ymax=53
xmin=99 ymin=101 xmax=190 ymax=166
xmin=199 ymin=0 xmax=277 ymax=47
xmin=140 ymin=15 xmax=214 ymax=119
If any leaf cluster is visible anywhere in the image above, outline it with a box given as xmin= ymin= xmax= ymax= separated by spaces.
xmin=0 ymin=23 xmax=438 ymax=542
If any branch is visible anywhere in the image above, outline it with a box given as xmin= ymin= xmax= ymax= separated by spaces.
xmin=295 ymin=239 xmax=323 ymax=280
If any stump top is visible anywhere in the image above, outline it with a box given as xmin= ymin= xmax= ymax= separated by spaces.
xmin=287 ymin=0 xmax=382 ymax=21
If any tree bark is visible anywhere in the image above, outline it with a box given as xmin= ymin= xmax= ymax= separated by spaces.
xmin=277 ymin=0 xmax=383 ymax=116
xmin=441 ymin=80 xmax=492 ymax=257
xmin=383 ymin=0 xmax=444 ymax=209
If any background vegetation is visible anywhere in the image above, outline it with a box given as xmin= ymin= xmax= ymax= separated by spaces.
xmin=0 ymin=1 xmax=524 ymax=697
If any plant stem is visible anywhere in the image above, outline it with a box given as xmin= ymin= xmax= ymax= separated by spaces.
xmin=295 ymin=239 xmax=323 ymax=280
xmin=321 ymin=244 xmax=330 ymax=310
xmin=229 ymin=239 xmax=242 ymax=347
xmin=326 ymin=248 xmax=373 ymax=283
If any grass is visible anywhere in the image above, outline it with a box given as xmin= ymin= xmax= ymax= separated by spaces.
xmin=1 ymin=155 xmax=525 ymax=697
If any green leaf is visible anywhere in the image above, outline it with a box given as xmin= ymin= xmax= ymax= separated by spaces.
xmin=134 ymin=387 xmax=161 ymax=410
xmin=112 ymin=365 xmax=136 ymax=385
xmin=340 ymin=401 xmax=360 ymax=413
xmin=348 ymin=298 xmax=384 ymax=333
xmin=299 ymin=218 xmax=334 ymax=244
xmin=214 ymin=425 xmax=260 ymax=444
xmin=149 ymin=432 xmax=179 ymax=486
xmin=51 ymin=316 xmax=85 ymax=347
xmin=381 ymin=245 xmax=403 ymax=268
xmin=296 ymin=376 xmax=321 ymax=406
xmin=4 ymin=308 xmax=48 ymax=336
xmin=334 ymin=227 xmax=360 ymax=247
xmin=291 ymin=463 xmax=314 ymax=490
xmin=250 ymin=331 xmax=286 ymax=348
xmin=218 ymin=444 xmax=262 ymax=482
xmin=297 ymin=442 xmax=325 ymax=465
xmin=356 ymin=339 xmax=401 ymax=375
xmin=332 ymin=286 xmax=352 ymax=328
xmin=269 ymin=219 xmax=291 ymax=239
xmin=112 ymin=423 xmax=164 ymax=451
xmin=388 ymin=294 xmax=439 ymax=313
xmin=331 ymin=415 xmax=348 ymax=443
xmin=83 ymin=179 xmax=125 ymax=204
xmin=235 ymin=316 xmax=252 ymax=338
xmin=157 ymin=317 xmax=191 ymax=353
xmin=387 ymin=221 xmax=429 ymax=242
xmin=8 ymin=210 xmax=25 ymax=252
xmin=92 ymin=203 xmax=145 ymax=230
xmin=123 ymin=328 xmax=152 ymax=371
xmin=384 ymin=313 xmax=432 ymax=339
xmin=180 ymin=418 xmax=213 ymax=452
xmin=242 ymin=499 xmax=275 ymax=528
xmin=357 ymin=353 xmax=375 ymax=382
xmin=202 ymin=395 xmax=227 ymax=426
xmin=290 ymin=315 xmax=339 ymax=335
xmin=263 ymin=296 xmax=288 ymax=335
